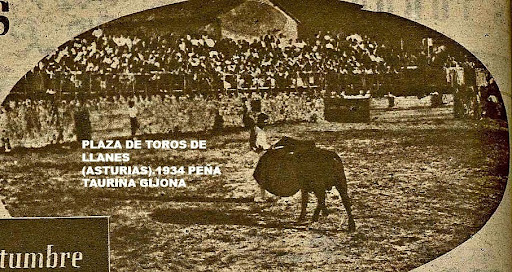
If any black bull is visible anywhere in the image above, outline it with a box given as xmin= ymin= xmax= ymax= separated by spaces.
xmin=253 ymin=137 xmax=356 ymax=231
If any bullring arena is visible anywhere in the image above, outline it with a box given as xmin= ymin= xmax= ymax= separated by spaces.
xmin=0 ymin=0 xmax=509 ymax=271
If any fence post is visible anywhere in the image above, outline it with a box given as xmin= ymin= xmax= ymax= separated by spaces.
xmin=23 ymin=74 xmax=28 ymax=97
xmin=132 ymin=75 xmax=136 ymax=95
xmin=39 ymin=71 xmax=44 ymax=95
xmin=183 ymin=75 xmax=187 ymax=92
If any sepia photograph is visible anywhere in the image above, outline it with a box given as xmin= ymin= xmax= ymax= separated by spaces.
xmin=0 ymin=0 xmax=509 ymax=271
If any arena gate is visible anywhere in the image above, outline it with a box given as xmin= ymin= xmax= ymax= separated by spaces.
xmin=323 ymin=97 xmax=371 ymax=123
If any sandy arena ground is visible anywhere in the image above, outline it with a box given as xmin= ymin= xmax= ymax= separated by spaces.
xmin=0 ymin=106 xmax=509 ymax=271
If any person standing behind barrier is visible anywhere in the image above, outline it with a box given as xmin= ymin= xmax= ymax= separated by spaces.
xmin=430 ymin=91 xmax=441 ymax=108
xmin=385 ymin=92 xmax=395 ymax=109
xmin=0 ymin=106 xmax=11 ymax=152
xmin=483 ymin=77 xmax=505 ymax=120
xmin=241 ymin=98 xmax=253 ymax=129
xmin=128 ymin=100 xmax=139 ymax=138
xmin=212 ymin=109 xmax=224 ymax=134
xmin=74 ymin=100 xmax=92 ymax=143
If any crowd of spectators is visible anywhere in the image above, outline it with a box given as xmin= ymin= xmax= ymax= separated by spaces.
xmin=16 ymin=30 xmax=455 ymax=97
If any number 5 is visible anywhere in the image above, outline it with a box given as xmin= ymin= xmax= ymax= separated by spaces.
xmin=0 ymin=1 xmax=9 ymax=35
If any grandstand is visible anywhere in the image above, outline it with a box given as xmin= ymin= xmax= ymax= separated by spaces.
xmin=7 ymin=0 xmax=475 ymax=99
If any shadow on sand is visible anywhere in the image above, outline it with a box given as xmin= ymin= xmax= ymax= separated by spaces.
xmin=150 ymin=206 xmax=349 ymax=233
